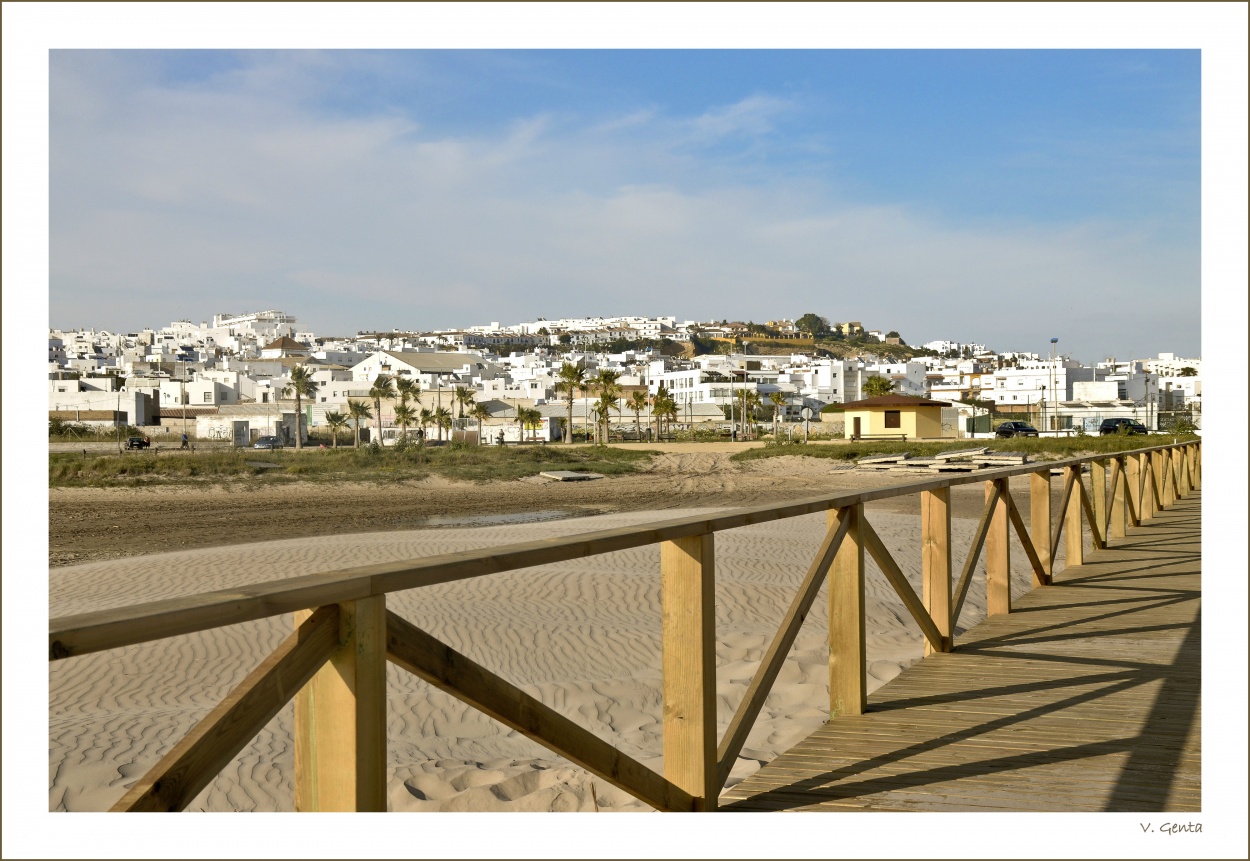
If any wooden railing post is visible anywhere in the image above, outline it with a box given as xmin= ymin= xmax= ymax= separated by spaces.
xmin=661 ymin=533 xmax=717 ymax=810
xmin=1192 ymin=443 xmax=1201 ymax=490
xmin=1091 ymin=458 xmax=1108 ymax=548
xmin=1064 ymin=465 xmax=1084 ymax=569
xmin=1139 ymin=452 xmax=1155 ymax=521
xmin=1162 ymin=448 xmax=1176 ymax=508
xmin=1179 ymin=445 xmax=1192 ymax=496
xmin=1110 ymin=456 xmax=1127 ymax=540
xmin=829 ymin=505 xmax=865 ymax=717
xmin=1152 ymin=450 xmax=1166 ymax=515
xmin=921 ymin=488 xmax=952 ymax=654
xmin=1126 ymin=453 xmax=1143 ymax=527
xmin=1030 ymin=469 xmax=1052 ymax=585
xmin=985 ymin=479 xmax=1011 ymax=615
xmin=294 ymin=596 xmax=387 ymax=812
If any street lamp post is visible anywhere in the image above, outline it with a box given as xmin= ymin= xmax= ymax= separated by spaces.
xmin=179 ymin=360 xmax=188 ymax=447
xmin=1048 ymin=338 xmax=1059 ymax=432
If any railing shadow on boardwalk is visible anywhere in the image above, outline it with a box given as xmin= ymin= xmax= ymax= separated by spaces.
xmin=48 ymin=441 xmax=1200 ymax=812
xmin=721 ymin=493 xmax=1201 ymax=813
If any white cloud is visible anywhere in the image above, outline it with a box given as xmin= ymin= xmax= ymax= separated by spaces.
xmin=48 ymin=53 xmax=1199 ymax=361
xmin=687 ymin=94 xmax=795 ymax=140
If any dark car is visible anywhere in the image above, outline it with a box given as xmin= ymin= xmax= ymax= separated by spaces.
xmin=995 ymin=421 xmax=1039 ymax=438
xmin=253 ymin=435 xmax=285 ymax=449
xmin=1099 ymin=418 xmax=1148 ymax=436
xmin=125 ymin=436 xmax=151 ymax=450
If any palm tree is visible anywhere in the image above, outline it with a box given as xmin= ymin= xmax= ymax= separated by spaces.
xmin=520 ymin=406 xmax=543 ymax=443
xmin=418 ymin=408 xmax=434 ymax=445
xmin=656 ymin=392 xmax=678 ymax=438
xmin=435 ymin=406 xmax=453 ymax=441
xmin=324 ymin=410 xmax=349 ymax=449
xmin=593 ymin=395 xmax=615 ymax=444
xmin=347 ymin=400 xmax=372 ymax=448
xmin=369 ymin=374 xmax=394 ymax=447
xmin=281 ymin=364 xmax=318 ymax=450
xmin=768 ymin=391 xmax=786 ymax=442
xmin=862 ymin=376 xmax=896 ymax=398
xmin=471 ymin=402 xmax=491 ymax=444
xmin=393 ymin=403 xmax=417 ymax=444
xmin=553 ymin=362 xmax=586 ymax=444
xmin=741 ymin=389 xmax=763 ymax=440
xmin=590 ymin=369 xmax=621 ymax=445
xmin=627 ymin=390 xmax=650 ymax=443
xmin=652 ymin=384 xmax=673 ymax=440
xmin=395 ymin=377 xmax=422 ymax=411
xmin=454 ymin=386 xmax=475 ymax=424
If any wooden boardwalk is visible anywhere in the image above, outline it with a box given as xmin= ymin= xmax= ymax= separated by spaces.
xmin=722 ymin=491 xmax=1201 ymax=812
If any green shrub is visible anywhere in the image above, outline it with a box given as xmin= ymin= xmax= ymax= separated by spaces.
xmin=49 ymin=442 xmax=655 ymax=487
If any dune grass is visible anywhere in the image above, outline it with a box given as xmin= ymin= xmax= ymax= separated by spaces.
xmin=49 ymin=443 xmax=655 ymax=488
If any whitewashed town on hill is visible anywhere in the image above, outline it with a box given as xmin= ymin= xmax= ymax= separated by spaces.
xmin=49 ymin=309 xmax=1201 ymax=445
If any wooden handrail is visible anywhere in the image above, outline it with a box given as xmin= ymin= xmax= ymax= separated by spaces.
xmin=49 ymin=443 xmax=1195 ymax=660
xmin=50 ymin=440 xmax=1199 ymax=814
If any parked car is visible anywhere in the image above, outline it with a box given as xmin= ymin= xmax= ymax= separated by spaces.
xmin=125 ymin=436 xmax=151 ymax=450
xmin=1099 ymin=418 xmax=1148 ymax=436
xmin=253 ymin=435 xmax=285 ymax=449
xmin=995 ymin=421 xmax=1039 ymax=438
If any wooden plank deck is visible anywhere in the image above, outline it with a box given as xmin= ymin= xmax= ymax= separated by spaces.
xmin=721 ymin=491 xmax=1201 ymax=812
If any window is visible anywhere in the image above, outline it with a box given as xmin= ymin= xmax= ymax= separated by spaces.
xmin=884 ymin=410 xmax=901 ymax=429
xmin=203 ymin=393 xmax=212 ymax=403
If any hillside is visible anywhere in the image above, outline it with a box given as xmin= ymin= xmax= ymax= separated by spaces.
xmin=692 ymin=335 xmax=936 ymax=362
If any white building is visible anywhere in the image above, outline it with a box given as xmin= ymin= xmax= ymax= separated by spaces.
xmin=984 ymin=359 xmax=1097 ymax=410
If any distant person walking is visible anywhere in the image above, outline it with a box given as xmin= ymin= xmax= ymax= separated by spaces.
xmin=181 ymin=433 xmax=189 ymax=450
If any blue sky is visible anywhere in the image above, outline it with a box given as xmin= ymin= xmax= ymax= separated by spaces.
xmin=47 ymin=47 xmax=1203 ymax=362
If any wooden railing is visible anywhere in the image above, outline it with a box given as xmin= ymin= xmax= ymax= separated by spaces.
xmin=48 ymin=440 xmax=1200 ymax=812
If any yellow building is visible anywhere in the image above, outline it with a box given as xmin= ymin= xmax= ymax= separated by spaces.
xmin=841 ymin=394 xmax=950 ymax=440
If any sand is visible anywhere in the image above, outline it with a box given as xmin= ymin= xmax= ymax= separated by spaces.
xmin=49 ymin=447 xmax=1036 ymax=567
xmin=49 ymin=459 xmax=1085 ymax=812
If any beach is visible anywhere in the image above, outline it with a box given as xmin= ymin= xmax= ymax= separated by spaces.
xmin=50 ymin=445 xmax=1026 ymax=567
xmin=48 ymin=450 xmax=1083 ymax=812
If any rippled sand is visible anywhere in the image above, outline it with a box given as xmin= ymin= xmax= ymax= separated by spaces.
xmin=49 ymin=507 xmax=1060 ymax=812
